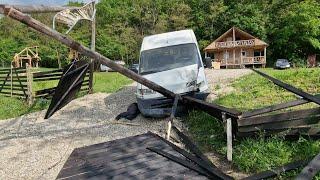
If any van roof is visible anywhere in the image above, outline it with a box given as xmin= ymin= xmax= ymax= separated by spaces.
xmin=141 ymin=29 xmax=197 ymax=51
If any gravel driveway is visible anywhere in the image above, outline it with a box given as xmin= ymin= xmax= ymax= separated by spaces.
xmin=0 ymin=69 xmax=251 ymax=180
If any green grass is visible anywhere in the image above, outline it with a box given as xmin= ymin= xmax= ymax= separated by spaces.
xmin=92 ymin=72 xmax=132 ymax=93
xmin=0 ymin=71 xmax=132 ymax=120
xmin=185 ymin=68 xmax=320 ymax=178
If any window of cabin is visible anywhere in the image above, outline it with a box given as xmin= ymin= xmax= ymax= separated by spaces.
xmin=242 ymin=51 xmax=247 ymax=57
xmin=254 ymin=51 xmax=264 ymax=57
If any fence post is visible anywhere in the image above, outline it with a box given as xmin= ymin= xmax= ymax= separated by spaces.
xmin=222 ymin=112 xmax=233 ymax=161
xmin=88 ymin=63 xmax=93 ymax=94
xmin=26 ymin=64 xmax=33 ymax=105
xmin=10 ymin=65 xmax=13 ymax=97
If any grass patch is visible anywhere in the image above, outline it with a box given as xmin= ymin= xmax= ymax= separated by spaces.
xmin=185 ymin=68 xmax=320 ymax=177
xmin=92 ymin=72 xmax=132 ymax=93
xmin=0 ymin=71 xmax=132 ymax=120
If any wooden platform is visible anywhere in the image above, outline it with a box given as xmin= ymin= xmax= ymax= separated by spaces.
xmin=56 ymin=132 xmax=207 ymax=179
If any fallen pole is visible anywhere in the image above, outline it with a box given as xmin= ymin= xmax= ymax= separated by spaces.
xmin=1 ymin=6 xmax=239 ymax=119
xmin=0 ymin=4 xmax=74 ymax=14
xmin=252 ymin=69 xmax=320 ymax=106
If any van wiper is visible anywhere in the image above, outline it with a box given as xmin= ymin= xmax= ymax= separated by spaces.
xmin=140 ymin=70 xmax=159 ymax=75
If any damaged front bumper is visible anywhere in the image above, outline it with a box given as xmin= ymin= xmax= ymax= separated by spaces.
xmin=137 ymin=92 xmax=209 ymax=118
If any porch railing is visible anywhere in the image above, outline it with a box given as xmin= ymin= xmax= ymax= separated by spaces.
xmin=215 ymin=39 xmax=255 ymax=48
xmin=215 ymin=56 xmax=265 ymax=65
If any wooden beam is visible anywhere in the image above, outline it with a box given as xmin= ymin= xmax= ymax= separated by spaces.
xmin=239 ymin=108 xmax=320 ymax=126
xmin=183 ymin=96 xmax=240 ymax=120
xmin=147 ymin=147 xmax=211 ymax=178
xmin=252 ymin=69 xmax=320 ymax=105
xmin=296 ymin=153 xmax=320 ymax=180
xmin=0 ymin=4 xmax=74 ymax=14
xmin=171 ymin=126 xmax=234 ymax=180
xmin=150 ymin=133 xmax=230 ymax=180
xmin=241 ymin=94 xmax=320 ymax=118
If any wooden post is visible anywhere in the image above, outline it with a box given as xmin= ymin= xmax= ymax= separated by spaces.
xmin=89 ymin=2 xmax=95 ymax=94
xmin=10 ymin=65 xmax=13 ymax=97
xmin=166 ymin=95 xmax=179 ymax=140
xmin=264 ymin=46 xmax=267 ymax=68
xmin=26 ymin=64 xmax=33 ymax=105
xmin=233 ymin=49 xmax=235 ymax=68
xmin=222 ymin=112 xmax=232 ymax=161
xmin=240 ymin=48 xmax=243 ymax=68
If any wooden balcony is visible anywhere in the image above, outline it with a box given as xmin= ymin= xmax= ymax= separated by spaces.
xmin=214 ymin=56 xmax=266 ymax=68
xmin=215 ymin=39 xmax=255 ymax=49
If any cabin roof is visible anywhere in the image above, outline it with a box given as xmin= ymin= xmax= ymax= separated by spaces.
xmin=204 ymin=27 xmax=267 ymax=51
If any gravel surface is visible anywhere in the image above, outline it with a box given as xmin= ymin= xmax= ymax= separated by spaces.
xmin=0 ymin=69 xmax=252 ymax=180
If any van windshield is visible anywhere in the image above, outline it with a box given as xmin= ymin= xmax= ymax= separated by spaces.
xmin=139 ymin=43 xmax=199 ymax=75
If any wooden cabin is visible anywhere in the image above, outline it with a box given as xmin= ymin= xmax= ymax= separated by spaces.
xmin=204 ymin=27 xmax=267 ymax=69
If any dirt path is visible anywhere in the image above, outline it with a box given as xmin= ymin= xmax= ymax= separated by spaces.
xmin=0 ymin=69 xmax=251 ymax=180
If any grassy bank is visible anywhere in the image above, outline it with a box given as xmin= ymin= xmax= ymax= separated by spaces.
xmin=0 ymin=72 xmax=132 ymax=120
xmin=185 ymin=68 xmax=320 ymax=178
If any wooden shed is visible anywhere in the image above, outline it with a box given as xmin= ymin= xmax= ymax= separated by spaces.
xmin=204 ymin=27 xmax=268 ymax=69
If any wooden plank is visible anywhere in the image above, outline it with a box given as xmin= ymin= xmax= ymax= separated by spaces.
xmin=182 ymin=96 xmax=241 ymax=120
xmin=33 ymin=73 xmax=62 ymax=79
xmin=238 ymin=108 xmax=320 ymax=126
xmin=241 ymin=94 xmax=320 ymax=118
xmin=150 ymin=132 xmax=228 ymax=179
xmin=1 ymin=84 xmax=27 ymax=87
xmin=147 ymin=147 xmax=210 ymax=178
xmin=296 ymin=153 xmax=320 ymax=180
xmin=238 ymin=118 xmax=320 ymax=133
xmin=171 ymin=126 xmax=233 ymax=180
xmin=0 ymin=91 xmax=26 ymax=96
xmin=33 ymin=77 xmax=61 ymax=82
xmin=1 ymin=87 xmax=27 ymax=91
xmin=33 ymin=69 xmax=62 ymax=77
xmin=252 ymin=69 xmax=320 ymax=105
xmin=243 ymin=159 xmax=310 ymax=180
xmin=0 ymin=67 xmax=23 ymax=72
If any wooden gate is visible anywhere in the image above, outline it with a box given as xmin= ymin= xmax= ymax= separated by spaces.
xmin=0 ymin=67 xmax=28 ymax=99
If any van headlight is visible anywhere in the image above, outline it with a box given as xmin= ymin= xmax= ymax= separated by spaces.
xmin=139 ymin=89 xmax=156 ymax=95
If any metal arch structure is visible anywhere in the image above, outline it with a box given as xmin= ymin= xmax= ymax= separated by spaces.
xmin=52 ymin=1 xmax=96 ymax=34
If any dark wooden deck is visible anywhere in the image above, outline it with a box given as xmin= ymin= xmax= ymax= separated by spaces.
xmin=56 ymin=132 xmax=208 ymax=180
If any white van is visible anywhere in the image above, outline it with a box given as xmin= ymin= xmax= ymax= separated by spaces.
xmin=137 ymin=30 xmax=209 ymax=117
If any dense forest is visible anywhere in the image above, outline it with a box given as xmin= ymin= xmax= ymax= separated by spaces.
xmin=0 ymin=0 xmax=319 ymax=68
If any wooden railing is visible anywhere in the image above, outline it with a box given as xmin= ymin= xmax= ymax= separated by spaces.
xmin=216 ymin=56 xmax=265 ymax=65
xmin=242 ymin=56 xmax=265 ymax=64
xmin=216 ymin=39 xmax=255 ymax=48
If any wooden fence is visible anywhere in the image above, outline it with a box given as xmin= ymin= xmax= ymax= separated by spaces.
xmin=0 ymin=65 xmax=92 ymax=104
xmin=0 ymin=67 xmax=28 ymax=99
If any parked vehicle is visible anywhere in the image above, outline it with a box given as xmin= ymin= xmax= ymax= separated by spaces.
xmin=137 ymin=29 xmax=209 ymax=118
xmin=100 ymin=61 xmax=125 ymax=72
xmin=274 ymin=59 xmax=290 ymax=69
xmin=129 ymin=64 xmax=139 ymax=73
